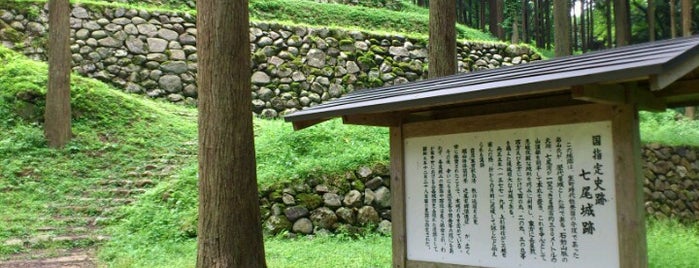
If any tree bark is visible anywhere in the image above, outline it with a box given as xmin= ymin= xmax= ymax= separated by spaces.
xmin=614 ymin=0 xmax=631 ymax=46
xmin=480 ymin=0 xmax=486 ymax=31
xmin=553 ymin=0 xmax=571 ymax=56
xmin=429 ymin=0 xmax=457 ymax=78
xmin=682 ymin=0 xmax=694 ymax=119
xmin=580 ymin=0 xmax=587 ymax=52
xmin=196 ymin=0 xmax=266 ymax=267
xmin=670 ymin=0 xmax=677 ymax=38
xmin=605 ymin=0 xmax=612 ymax=47
xmin=511 ymin=21 xmax=519 ymax=43
xmin=573 ymin=11 xmax=578 ymax=51
xmin=522 ymin=0 xmax=529 ymax=43
xmin=648 ymin=0 xmax=655 ymax=41
xmin=534 ymin=0 xmax=543 ymax=47
xmin=681 ymin=0 xmax=692 ymax=37
xmin=45 ymin=0 xmax=71 ymax=148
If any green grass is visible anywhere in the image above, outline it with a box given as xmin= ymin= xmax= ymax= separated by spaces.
xmin=639 ymin=110 xmax=699 ymax=146
xmin=647 ymin=219 xmax=699 ymax=268
xmin=0 ymin=44 xmax=198 ymax=257
xmin=248 ymin=0 xmax=494 ymax=41
xmin=4 ymin=0 xmax=496 ymax=42
xmin=102 ymin=217 xmax=699 ymax=268
xmin=104 ymin=233 xmax=391 ymax=268
xmin=255 ymin=119 xmax=388 ymax=187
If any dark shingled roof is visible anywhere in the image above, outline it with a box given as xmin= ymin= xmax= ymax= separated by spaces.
xmin=285 ymin=36 xmax=699 ymax=127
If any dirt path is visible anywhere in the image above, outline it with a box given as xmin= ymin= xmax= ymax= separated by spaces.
xmin=0 ymin=249 xmax=96 ymax=268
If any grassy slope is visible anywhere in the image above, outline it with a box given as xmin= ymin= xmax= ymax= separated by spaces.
xmin=6 ymin=0 xmax=495 ymax=41
xmin=0 ymin=45 xmax=198 ymax=257
xmin=0 ymin=45 xmax=389 ymax=260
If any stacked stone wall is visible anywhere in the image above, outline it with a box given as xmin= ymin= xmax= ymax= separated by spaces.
xmin=262 ymin=145 xmax=699 ymax=236
xmin=0 ymin=3 xmax=539 ymax=118
xmin=642 ymin=144 xmax=699 ymax=221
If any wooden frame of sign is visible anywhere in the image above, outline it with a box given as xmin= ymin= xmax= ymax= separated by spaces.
xmin=390 ymin=104 xmax=647 ymax=268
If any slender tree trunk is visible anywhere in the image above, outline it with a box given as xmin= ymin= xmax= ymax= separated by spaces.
xmin=512 ymin=21 xmax=520 ymax=43
xmin=573 ymin=12 xmax=578 ymax=51
xmin=429 ymin=0 xmax=457 ymax=78
xmin=496 ymin=0 xmax=504 ymax=39
xmin=196 ymin=0 xmax=266 ymax=267
xmin=554 ymin=0 xmax=571 ymax=56
xmin=681 ymin=0 xmax=692 ymax=36
xmin=614 ymin=0 xmax=631 ymax=46
xmin=606 ymin=0 xmax=613 ymax=47
xmin=489 ymin=0 xmax=499 ymax=38
xmin=682 ymin=0 xmax=694 ymax=119
xmin=581 ymin=0 xmax=587 ymax=52
xmin=45 ymin=0 xmax=71 ymax=148
xmin=522 ymin=0 xmax=529 ymax=43
xmin=587 ymin=0 xmax=593 ymax=47
xmin=647 ymin=0 xmax=656 ymax=41
xmin=480 ymin=0 xmax=486 ymax=31
xmin=534 ymin=0 xmax=544 ymax=47
xmin=544 ymin=0 xmax=553 ymax=49
xmin=670 ymin=0 xmax=677 ymax=38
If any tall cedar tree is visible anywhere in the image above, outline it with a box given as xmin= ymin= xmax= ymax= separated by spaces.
xmin=428 ymin=0 xmax=457 ymax=78
xmin=614 ymin=0 xmax=631 ymax=46
xmin=45 ymin=0 xmax=71 ymax=148
xmin=553 ymin=0 xmax=571 ymax=56
xmin=489 ymin=0 xmax=505 ymax=39
xmin=196 ymin=0 xmax=266 ymax=267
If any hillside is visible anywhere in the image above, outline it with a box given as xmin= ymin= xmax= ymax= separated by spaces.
xmin=2 ymin=0 xmax=494 ymax=41
xmin=0 ymin=45 xmax=389 ymax=265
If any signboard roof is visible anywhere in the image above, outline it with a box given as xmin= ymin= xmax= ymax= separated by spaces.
xmin=285 ymin=36 xmax=699 ymax=129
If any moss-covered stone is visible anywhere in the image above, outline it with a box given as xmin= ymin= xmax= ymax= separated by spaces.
xmin=369 ymin=45 xmax=386 ymax=54
xmin=296 ymin=193 xmax=323 ymax=210
xmin=351 ymin=180 xmax=365 ymax=191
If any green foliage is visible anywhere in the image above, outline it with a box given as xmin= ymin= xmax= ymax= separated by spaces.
xmin=639 ymin=110 xmax=699 ymax=146
xmin=254 ymin=118 xmax=389 ymax=187
xmin=647 ymin=219 xmax=699 ymax=268
xmin=0 ymin=46 xmax=198 ymax=258
xmin=248 ymin=0 xmax=494 ymax=41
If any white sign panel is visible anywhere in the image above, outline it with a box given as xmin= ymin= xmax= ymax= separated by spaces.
xmin=404 ymin=121 xmax=618 ymax=268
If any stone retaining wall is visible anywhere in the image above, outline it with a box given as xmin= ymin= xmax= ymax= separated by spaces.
xmin=262 ymin=145 xmax=699 ymax=236
xmin=642 ymin=144 xmax=699 ymax=221
xmin=0 ymin=3 xmax=539 ymax=118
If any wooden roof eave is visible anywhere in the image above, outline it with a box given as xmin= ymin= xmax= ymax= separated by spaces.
xmin=650 ymin=43 xmax=699 ymax=91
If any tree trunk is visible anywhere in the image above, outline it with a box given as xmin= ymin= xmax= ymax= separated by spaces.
xmin=511 ymin=21 xmax=519 ymax=43
xmin=670 ymin=0 xmax=677 ymax=38
xmin=522 ymin=0 xmax=529 ymax=43
xmin=587 ymin=0 xmax=593 ymax=48
xmin=196 ymin=0 xmax=267 ymax=267
xmin=606 ymin=0 xmax=612 ymax=47
xmin=480 ymin=0 xmax=486 ymax=31
xmin=614 ymin=0 xmax=631 ymax=46
xmin=45 ymin=0 xmax=71 ymax=148
xmin=580 ymin=0 xmax=586 ymax=52
xmin=554 ymin=0 xmax=571 ymax=56
xmin=543 ymin=0 xmax=553 ymax=49
xmin=572 ymin=12 xmax=578 ymax=51
xmin=489 ymin=0 xmax=498 ymax=38
xmin=648 ymin=0 xmax=656 ymax=41
xmin=681 ymin=0 xmax=692 ymax=37
xmin=429 ymin=0 xmax=457 ymax=78
xmin=681 ymin=0 xmax=694 ymax=119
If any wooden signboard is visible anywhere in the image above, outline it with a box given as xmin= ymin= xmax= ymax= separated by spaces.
xmin=390 ymin=104 xmax=646 ymax=268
